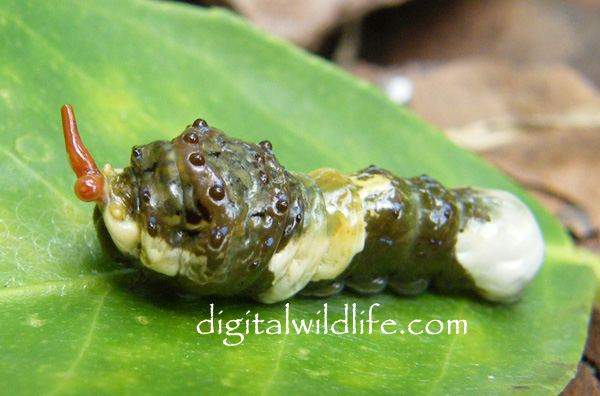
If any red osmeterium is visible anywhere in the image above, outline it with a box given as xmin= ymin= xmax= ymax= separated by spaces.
xmin=61 ymin=104 xmax=106 ymax=203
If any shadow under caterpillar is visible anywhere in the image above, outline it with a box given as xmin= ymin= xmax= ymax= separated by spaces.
xmin=61 ymin=105 xmax=544 ymax=304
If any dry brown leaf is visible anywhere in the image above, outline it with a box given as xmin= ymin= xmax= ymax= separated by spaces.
xmin=351 ymin=59 xmax=600 ymax=252
xmin=360 ymin=0 xmax=600 ymax=87
xmin=223 ymin=0 xmax=405 ymax=49
xmin=400 ymin=59 xmax=600 ymax=129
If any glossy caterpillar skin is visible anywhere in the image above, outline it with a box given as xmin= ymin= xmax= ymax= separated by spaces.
xmin=62 ymin=105 xmax=544 ymax=304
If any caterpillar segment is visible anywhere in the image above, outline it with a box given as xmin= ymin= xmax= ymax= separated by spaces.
xmin=62 ymin=105 xmax=545 ymax=304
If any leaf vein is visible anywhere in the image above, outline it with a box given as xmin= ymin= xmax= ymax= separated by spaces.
xmin=0 ymin=146 xmax=84 ymax=214
xmin=0 ymin=269 xmax=136 ymax=300
xmin=425 ymin=304 xmax=466 ymax=395
xmin=45 ymin=286 xmax=111 ymax=396
xmin=260 ymin=332 xmax=288 ymax=396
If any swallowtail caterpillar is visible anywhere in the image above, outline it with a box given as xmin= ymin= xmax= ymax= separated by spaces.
xmin=62 ymin=105 xmax=544 ymax=304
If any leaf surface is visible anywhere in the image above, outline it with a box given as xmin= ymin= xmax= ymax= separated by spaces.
xmin=0 ymin=0 xmax=596 ymax=394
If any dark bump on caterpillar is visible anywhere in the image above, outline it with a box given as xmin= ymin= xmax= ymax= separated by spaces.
xmin=259 ymin=170 xmax=269 ymax=184
xmin=259 ymin=140 xmax=273 ymax=151
xmin=208 ymin=185 xmax=225 ymax=201
xmin=249 ymin=260 xmax=261 ymax=272
xmin=147 ymin=216 xmax=158 ymax=237
xmin=208 ymin=226 xmax=229 ymax=252
xmin=132 ymin=147 xmax=143 ymax=161
xmin=275 ymin=197 xmax=288 ymax=213
xmin=183 ymin=132 xmax=199 ymax=144
xmin=141 ymin=187 xmax=151 ymax=204
xmin=192 ymin=119 xmax=208 ymax=128
xmin=60 ymin=104 xmax=546 ymax=304
xmin=188 ymin=152 xmax=205 ymax=166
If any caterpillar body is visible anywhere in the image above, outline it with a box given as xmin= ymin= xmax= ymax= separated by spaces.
xmin=61 ymin=105 xmax=544 ymax=304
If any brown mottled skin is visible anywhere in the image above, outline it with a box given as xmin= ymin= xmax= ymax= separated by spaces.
xmin=95 ymin=120 xmax=490 ymax=299
xmin=96 ymin=120 xmax=303 ymax=296
xmin=306 ymin=169 xmax=479 ymax=297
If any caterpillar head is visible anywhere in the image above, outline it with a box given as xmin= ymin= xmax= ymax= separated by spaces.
xmin=62 ymin=105 xmax=293 ymax=296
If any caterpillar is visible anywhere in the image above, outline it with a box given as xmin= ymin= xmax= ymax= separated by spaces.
xmin=61 ymin=105 xmax=544 ymax=304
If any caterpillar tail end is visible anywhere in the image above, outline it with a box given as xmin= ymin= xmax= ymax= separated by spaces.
xmin=455 ymin=189 xmax=545 ymax=303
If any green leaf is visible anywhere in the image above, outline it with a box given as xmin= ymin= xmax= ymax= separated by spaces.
xmin=0 ymin=0 xmax=597 ymax=394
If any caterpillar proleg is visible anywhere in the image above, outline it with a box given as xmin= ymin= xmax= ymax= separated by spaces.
xmin=61 ymin=105 xmax=544 ymax=304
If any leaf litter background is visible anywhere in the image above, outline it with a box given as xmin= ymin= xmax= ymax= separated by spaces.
xmin=0 ymin=0 xmax=599 ymax=395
